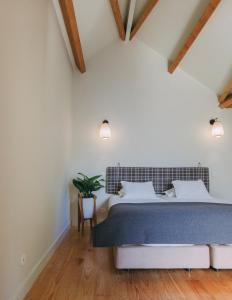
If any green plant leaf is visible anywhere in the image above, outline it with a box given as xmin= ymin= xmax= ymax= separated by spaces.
xmin=78 ymin=173 xmax=89 ymax=180
xmin=72 ymin=173 xmax=104 ymax=196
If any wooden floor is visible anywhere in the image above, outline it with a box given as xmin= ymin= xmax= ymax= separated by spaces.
xmin=25 ymin=228 xmax=232 ymax=300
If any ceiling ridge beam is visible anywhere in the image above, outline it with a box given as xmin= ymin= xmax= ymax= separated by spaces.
xmin=125 ymin=0 xmax=137 ymax=41
xmin=59 ymin=0 xmax=86 ymax=73
xmin=130 ymin=0 xmax=160 ymax=40
xmin=110 ymin=0 xmax=126 ymax=41
xmin=168 ymin=0 xmax=221 ymax=74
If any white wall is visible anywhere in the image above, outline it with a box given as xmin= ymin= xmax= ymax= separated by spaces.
xmin=1 ymin=1 xmax=232 ymax=295
xmin=72 ymin=39 xmax=232 ymax=215
xmin=0 ymin=1 xmax=73 ymax=299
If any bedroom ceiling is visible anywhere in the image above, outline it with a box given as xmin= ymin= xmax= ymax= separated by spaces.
xmin=54 ymin=0 xmax=232 ymax=107
xmin=72 ymin=0 xmax=119 ymax=61
xmin=136 ymin=0 xmax=232 ymax=95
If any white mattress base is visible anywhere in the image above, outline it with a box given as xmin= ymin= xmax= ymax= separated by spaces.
xmin=114 ymin=245 xmax=210 ymax=269
xmin=210 ymin=245 xmax=232 ymax=269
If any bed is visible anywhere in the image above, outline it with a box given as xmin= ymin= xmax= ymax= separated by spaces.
xmin=92 ymin=167 xmax=232 ymax=269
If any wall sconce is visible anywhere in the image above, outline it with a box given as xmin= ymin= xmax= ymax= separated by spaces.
xmin=99 ymin=120 xmax=111 ymax=139
xmin=209 ymin=118 xmax=224 ymax=138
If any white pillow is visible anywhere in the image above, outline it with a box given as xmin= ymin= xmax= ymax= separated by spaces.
xmin=121 ymin=181 xmax=157 ymax=199
xmin=164 ymin=188 xmax=176 ymax=198
xmin=172 ymin=180 xmax=211 ymax=199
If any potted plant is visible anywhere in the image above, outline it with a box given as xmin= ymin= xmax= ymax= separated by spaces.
xmin=73 ymin=173 xmax=104 ymax=226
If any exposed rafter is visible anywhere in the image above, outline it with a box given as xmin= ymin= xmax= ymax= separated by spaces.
xmin=109 ymin=0 xmax=126 ymax=41
xmin=218 ymin=79 xmax=232 ymax=108
xmin=219 ymin=98 xmax=232 ymax=108
xmin=125 ymin=0 xmax=137 ymax=41
xmin=130 ymin=0 xmax=160 ymax=40
xmin=168 ymin=0 xmax=221 ymax=74
xmin=59 ymin=0 xmax=86 ymax=73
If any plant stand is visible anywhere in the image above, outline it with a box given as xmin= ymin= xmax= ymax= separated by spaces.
xmin=78 ymin=193 xmax=97 ymax=234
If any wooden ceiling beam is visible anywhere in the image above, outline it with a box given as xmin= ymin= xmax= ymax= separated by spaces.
xmin=110 ymin=0 xmax=126 ymax=41
xmin=130 ymin=0 xmax=159 ymax=40
xmin=219 ymin=98 xmax=232 ymax=109
xmin=59 ymin=0 xmax=86 ymax=73
xmin=218 ymin=78 xmax=232 ymax=108
xmin=168 ymin=0 xmax=221 ymax=74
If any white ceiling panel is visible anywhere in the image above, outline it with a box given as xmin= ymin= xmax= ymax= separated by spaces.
xmin=179 ymin=0 xmax=232 ymax=94
xmin=135 ymin=0 xmax=209 ymax=60
xmin=73 ymin=0 xmax=119 ymax=61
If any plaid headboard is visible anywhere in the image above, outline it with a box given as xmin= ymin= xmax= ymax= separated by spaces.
xmin=106 ymin=167 xmax=209 ymax=194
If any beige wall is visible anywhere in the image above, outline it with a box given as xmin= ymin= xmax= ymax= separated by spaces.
xmin=71 ymin=40 xmax=232 ymax=217
xmin=0 ymin=1 xmax=73 ymax=299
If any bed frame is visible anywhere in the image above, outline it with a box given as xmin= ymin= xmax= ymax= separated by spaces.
xmin=106 ymin=166 xmax=212 ymax=269
xmin=210 ymin=245 xmax=232 ymax=270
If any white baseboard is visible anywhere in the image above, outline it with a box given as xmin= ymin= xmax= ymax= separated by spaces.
xmin=13 ymin=223 xmax=70 ymax=300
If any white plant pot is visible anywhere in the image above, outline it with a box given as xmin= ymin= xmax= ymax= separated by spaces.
xmin=82 ymin=197 xmax=94 ymax=219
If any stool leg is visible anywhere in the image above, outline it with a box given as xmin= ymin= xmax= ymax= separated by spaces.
xmin=90 ymin=219 xmax=93 ymax=229
xmin=94 ymin=215 xmax=97 ymax=226
xmin=78 ymin=219 xmax=80 ymax=232
xmin=78 ymin=204 xmax=81 ymax=232
xmin=81 ymin=221 xmax=85 ymax=235
xmin=93 ymin=195 xmax=97 ymax=225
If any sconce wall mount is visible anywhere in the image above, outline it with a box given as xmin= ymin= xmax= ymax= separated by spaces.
xmin=209 ymin=118 xmax=217 ymax=125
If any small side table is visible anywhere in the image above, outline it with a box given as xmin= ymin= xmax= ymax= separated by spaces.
xmin=78 ymin=193 xmax=97 ymax=234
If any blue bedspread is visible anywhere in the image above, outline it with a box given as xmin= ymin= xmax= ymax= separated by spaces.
xmin=92 ymin=202 xmax=232 ymax=247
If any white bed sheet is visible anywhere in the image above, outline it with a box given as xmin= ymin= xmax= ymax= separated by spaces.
xmin=108 ymin=195 xmax=231 ymax=209
xmin=108 ymin=194 xmax=167 ymax=209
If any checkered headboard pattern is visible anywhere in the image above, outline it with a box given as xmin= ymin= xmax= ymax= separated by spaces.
xmin=106 ymin=167 xmax=209 ymax=194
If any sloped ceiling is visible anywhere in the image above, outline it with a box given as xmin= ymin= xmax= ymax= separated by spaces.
xmin=54 ymin=0 xmax=232 ymax=96
xmin=136 ymin=0 xmax=232 ymax=94
xmin=178 ymin=0 xmax=232 ymax=94
xmin=73 ymin=0 xmax=119 ymax=61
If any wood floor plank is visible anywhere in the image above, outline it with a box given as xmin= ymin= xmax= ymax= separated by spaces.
xmin=25 ymin=228 xmax=232 ymax=300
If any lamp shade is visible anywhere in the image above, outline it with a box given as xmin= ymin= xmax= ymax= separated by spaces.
xmin=100 ymin=120 xmax=111 ymax=139
xmin=211 ymin=120 xmax=224 ymax=138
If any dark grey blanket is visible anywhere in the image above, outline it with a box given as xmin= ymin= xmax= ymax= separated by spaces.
xmin=92 ymin=202 xmax=232 ymax=247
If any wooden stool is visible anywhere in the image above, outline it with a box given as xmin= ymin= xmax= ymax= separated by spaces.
xmin=78 ymin=193 xmax=97 ymax=234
